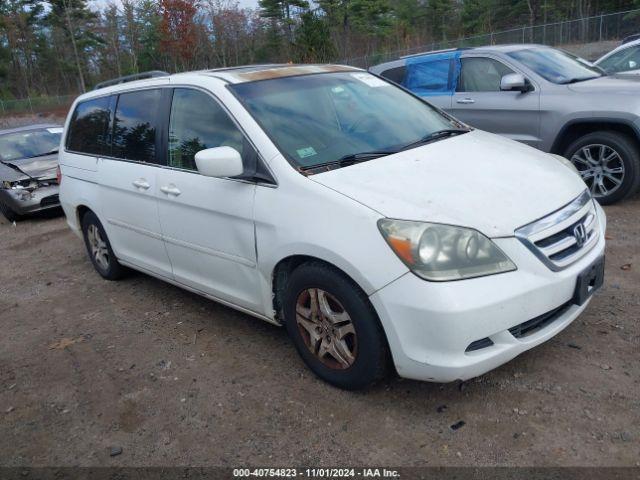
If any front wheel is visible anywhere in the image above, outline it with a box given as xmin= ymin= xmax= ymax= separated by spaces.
xmin=564 ymin=131 xmax=640 ymax=204
xmin=283 ymin=262 xmax=389 ymax=390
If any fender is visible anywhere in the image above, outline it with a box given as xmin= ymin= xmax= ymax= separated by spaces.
xmin=551 ymin=116 xmax=640 ymax=154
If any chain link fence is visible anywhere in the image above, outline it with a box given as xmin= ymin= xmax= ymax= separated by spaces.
xmin=342 ymin=8 xmax=640 ymax=68
xmin=0 ymin=94 xmax=76 ymax=117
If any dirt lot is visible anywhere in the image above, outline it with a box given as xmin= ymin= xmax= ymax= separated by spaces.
xmin=0 ymin=196 xmax=638 ymax=468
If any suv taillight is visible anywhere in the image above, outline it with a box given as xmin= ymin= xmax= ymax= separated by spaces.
xmin=56 ymin=165 xmax=62 ymax=185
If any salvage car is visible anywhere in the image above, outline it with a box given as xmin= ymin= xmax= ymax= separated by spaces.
xmin=595 ymin=38 xmax=640 ymax=76
xmin=371 ymin=45 xmax=640 ymax=204
xmin=0 ymin=124 xmax=63 ymax=222
xmin=59 ymin=66 xmax=605 ymax=389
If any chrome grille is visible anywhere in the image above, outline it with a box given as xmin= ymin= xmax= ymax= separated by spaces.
xmin=515 ymin=190 xmax=599 ymax=271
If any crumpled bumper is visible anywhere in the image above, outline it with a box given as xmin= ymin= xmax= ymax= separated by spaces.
xmin=0 ymin=184 xmax=60 ymax=215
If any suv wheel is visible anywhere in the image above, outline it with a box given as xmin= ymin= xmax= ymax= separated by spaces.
xmin=81 ymin=211 xmax=126 ymax=280
xmin=565 ymin=131 xmax=640 ymax=204
xmin=282 ymin=262 xmax=389 ymax=390
xmin=0 ymin=201 xmax=20 ymax=223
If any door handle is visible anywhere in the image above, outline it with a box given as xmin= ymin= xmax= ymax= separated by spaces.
xmin=132 ymin=179 xmax=150 ymax=190
xmin=456 ymin=98 xmax=475 ymax=104
xmin=160 ymin=184 xmax=181 ymax=196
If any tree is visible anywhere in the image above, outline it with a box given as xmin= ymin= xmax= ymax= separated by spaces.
xmin=159 ymin=0 xmax=199 ymax=71
xmin=47 ymin=0 xmax=102 ymax=92
xmin=294 ymin=10 xmax=337 ymax=62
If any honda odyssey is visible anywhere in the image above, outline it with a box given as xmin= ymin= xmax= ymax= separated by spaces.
xmin=58 ymin=65 xmax=606 ymax=389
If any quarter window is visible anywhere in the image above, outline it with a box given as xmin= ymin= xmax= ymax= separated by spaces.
xmin=112 ymin=89 xmax=162 ymax=163
xmin=66 ymin=96 xmax=112 ymax=155
xmin=458 ymin=57 xmax=515 ymax=92
xmin=168 ymin=88 xmax=244 ymax=171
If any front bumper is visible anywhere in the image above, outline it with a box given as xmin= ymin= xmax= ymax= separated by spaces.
xmin=0 ymin=184 xmax=60 ymax=215
xmin=370 ymin=203 xmax=606 ymax=383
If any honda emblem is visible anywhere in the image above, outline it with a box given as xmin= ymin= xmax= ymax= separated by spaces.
xmin=573 ymin=224 xmax=587 ymax=248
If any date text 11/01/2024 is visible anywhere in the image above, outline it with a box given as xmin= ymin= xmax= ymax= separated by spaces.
xmin=232 ymin=468 xmax=401 ymax=478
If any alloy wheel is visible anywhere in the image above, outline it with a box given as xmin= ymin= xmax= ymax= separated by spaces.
xmin=570 ymin=144 xmax=625 ymax=198
xmin=295 ymin=288 xmax=358 ymax=370
xmin=87 ymin=224 xmax=110 ymax=271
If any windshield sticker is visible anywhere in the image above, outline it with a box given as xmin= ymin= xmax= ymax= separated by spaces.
xmin=47 ymin=128 xmax=63 ymax=134
xmin=331 ymin=86 xmax=345 ymax=93
xmin=297 ymin=147 xmax=317 ymax=159
xmin=350 ymin=73 xmax=390 ymax=88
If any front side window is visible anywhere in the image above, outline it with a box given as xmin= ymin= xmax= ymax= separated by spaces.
xmin=66 ymin=97 xmax=112 ymax=155
xmin=168 ymin=89 xmax=244 ymax=171
xmin=598 ymin=46 xmax=640 ymax=74
xmin=112 ymin=89 xmax=162 ymax=163
xmin=458 ymin=57 xmax=514 ymax=92
xmin=508 ymin=48 xmax=603 ymax=84
xmin=0 ymin=128 xmax=62 ymax=161
xmin=230 ymin=72 xmax=458 ymax=170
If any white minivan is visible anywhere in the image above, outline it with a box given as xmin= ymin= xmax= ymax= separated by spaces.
xmin=59 ymin=65 xmax=606 ymax=389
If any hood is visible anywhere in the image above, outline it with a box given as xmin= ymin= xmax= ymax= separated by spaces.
xmin=310 ymin=130 xmax=586 ymax=237
xmin=567 ymin=74 xmax=640 ymax=93
xmin=0 ymin=153 xmax=58 ymax=182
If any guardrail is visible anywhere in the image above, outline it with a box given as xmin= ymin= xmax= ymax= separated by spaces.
xmin=342 ymin=8 xmax=640 ymax=68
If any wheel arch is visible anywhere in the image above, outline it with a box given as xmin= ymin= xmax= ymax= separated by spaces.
xmin=270 ymin=254 xmax=377 ymax=324
xmin=551 ymin=118 xmax=640 ymax=155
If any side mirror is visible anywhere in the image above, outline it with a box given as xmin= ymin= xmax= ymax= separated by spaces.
xmin=195 ymin=147 xmax=244 ymax=178
xmin=500 ymin=73 xmax=529 ymax=92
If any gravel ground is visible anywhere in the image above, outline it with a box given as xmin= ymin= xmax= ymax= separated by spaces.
xmin=0 ymin=195 xmax=638 ymax=468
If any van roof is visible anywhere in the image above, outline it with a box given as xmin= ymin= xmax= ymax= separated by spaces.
xmin=75 ymin=64 xmax=363 ymax=102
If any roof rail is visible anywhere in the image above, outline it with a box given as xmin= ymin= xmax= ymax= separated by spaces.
xmin=400 ymin=47 xmax=470 ymax=59
xmin=94 ymin=70 xmax=170 ymax=90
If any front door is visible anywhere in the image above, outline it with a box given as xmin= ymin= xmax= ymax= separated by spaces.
xmin=450 ymin=56 xmax=542 ymax=148
xmin=156 ymin=88 xmax=260 ymax=311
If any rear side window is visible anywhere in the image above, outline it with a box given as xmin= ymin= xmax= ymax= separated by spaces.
xmin=380 ymin=66 xmax=406 ymax=84
xmin=112 ymin=89 xmax=162 ymax=163
xmin=66 ymin=97 xmax=112 ymax=155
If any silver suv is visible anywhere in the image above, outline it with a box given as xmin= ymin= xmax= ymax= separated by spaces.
xmin=371 ymin=44 xmax=640 ymax=204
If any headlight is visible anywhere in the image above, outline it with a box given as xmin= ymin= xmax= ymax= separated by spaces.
xmin=551 ymin=154 xmax=580 ymax=176
xmin=378 ymin=219 xmax=516 ymax=281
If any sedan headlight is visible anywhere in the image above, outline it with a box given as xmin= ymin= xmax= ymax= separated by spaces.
xmin=378 ymin=219 xmax=516 ymax=281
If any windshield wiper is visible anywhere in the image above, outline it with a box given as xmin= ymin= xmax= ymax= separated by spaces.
xmin=400 ymin=128 xmax=471 ymax=152
xmin=561 ymin=76 xmax=599 ymax=84
xmin=299 ymin=150 xmax=396 ymax=172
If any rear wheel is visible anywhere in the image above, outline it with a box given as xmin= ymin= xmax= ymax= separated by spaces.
xmin=282 ymin=262 xmax=389 ymax=390
xmin=81 ymin=211 xmax=126 ymax=280
xmin=564 ymin=131 xmax=640 ymax=204
xmin=0 ymin=201 xmax=20 ymax=222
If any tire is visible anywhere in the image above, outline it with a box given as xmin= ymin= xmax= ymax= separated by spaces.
xmin=81 ymin=210 xmax=126 ymax=280
xmin=282 ymin=261 xmax=389 ymax=390
xmin=0 ymin=201 xmax=20 ymax=222
xmin=564 ymin=131 xmax=640 ymax=205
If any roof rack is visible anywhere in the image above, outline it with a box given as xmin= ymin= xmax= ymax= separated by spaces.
xmin=400 ymin=47 xmax=470 ymax=59
xmin=94 ymin=71 xmax=170 ymax=90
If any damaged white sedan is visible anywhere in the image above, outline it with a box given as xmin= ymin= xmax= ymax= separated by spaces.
xmin=0 ymin=124 xmax=62 ymax=222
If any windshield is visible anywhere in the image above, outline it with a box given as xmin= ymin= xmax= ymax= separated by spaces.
xmin=0 ymin=128 xmax=62 ymax=162
xmin=508 ymin=48 xmax=603 ymax=84
xmin=229 ymin=72 xmax=460 ymax=169
xmin=597 ymin=45 xmax=640 ymax=74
